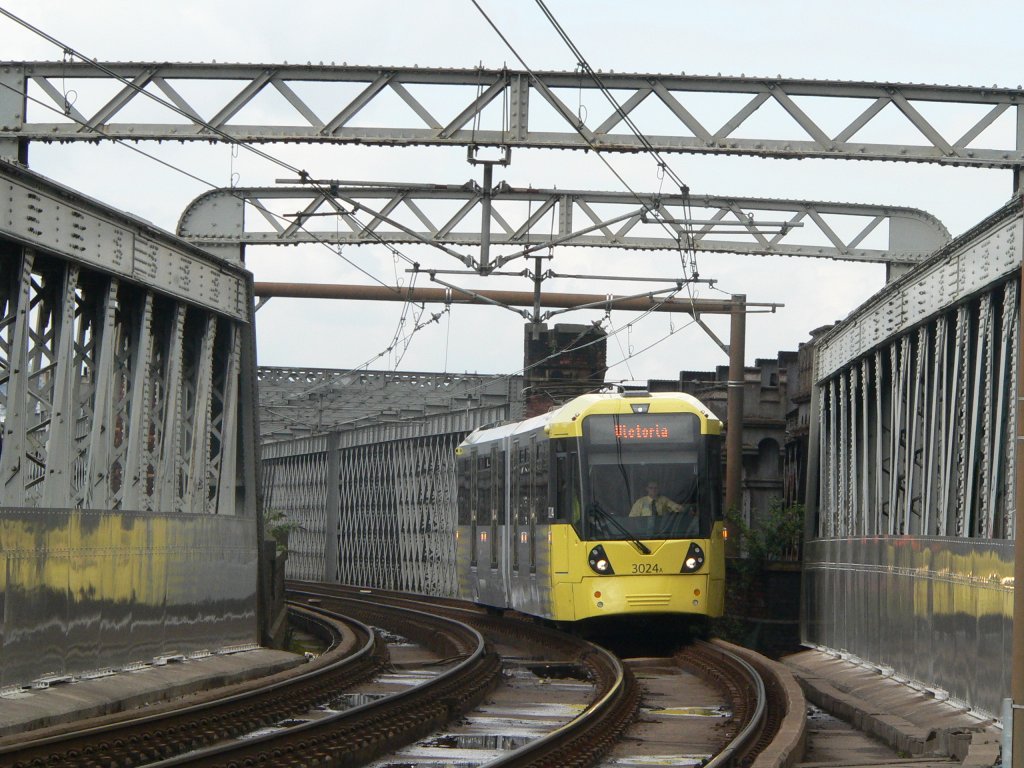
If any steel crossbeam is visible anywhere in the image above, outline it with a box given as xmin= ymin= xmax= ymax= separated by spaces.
xmin=3 ymin=62 xmax=1024 ymax=167
xmin=178 ymin=184 xmax=951 ymax=265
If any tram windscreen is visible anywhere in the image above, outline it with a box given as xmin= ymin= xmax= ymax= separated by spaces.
xmin=580 ymin=412 xmax=715 ymax=540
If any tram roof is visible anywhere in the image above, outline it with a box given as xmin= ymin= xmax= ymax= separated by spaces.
xmin=458 ymin=391 xmax=718 ymax=449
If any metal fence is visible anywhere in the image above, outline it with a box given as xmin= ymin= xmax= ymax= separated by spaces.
xmin=261 ymin=376 xmax=521 ymax=596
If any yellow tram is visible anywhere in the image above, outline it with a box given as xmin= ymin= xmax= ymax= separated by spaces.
xmin=455 ymin=390 xmax=726 ymax=622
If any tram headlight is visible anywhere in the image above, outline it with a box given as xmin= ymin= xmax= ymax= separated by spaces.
xmin=680 ymin=542 xmax=705 ymax=573
xmin=588 ymin=544 xmax=615 ymax=575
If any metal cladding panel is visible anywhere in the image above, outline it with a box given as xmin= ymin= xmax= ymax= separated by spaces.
xmin=803 ymin=536 xmax=1012 ymax=718
xmin=0 ymin=509 xmax=257 ymax=689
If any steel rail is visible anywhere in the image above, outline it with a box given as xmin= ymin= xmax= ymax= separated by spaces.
xmin=298 ymin=582 xmax=642 ymax=768
xmin=291 ymin=584 xmax=780 ymax=766
xmin=0 ymin=606 xmax=378 ymax=768
xmin=147 ymin=592 xmax=501 ymax=767
xmin=691 ymin=640 xmax=769 ymax=768
xmin=481 ymin=642 xmax=637 ymax=768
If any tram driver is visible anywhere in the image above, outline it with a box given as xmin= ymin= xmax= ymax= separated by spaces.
xmin=628 ymin=481 xmax=683 ymax=517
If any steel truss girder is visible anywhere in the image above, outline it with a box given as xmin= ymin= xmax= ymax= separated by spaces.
xmin=0 ymin=164 xmax=257 ymax=517
xmin=262 ymin=425 xmax=486 ymax=595
xmin=256 ymin=366 xmax=523 ymax=442
xmin=817 ymin=283 xmax=1018 ymax=540
xmin=0 ymin=247 xmax=246 ymax=516
xmin=5 ymin=62 xmax=1024 ymax=167
xmin=258 ymin=370 xmax=523 ymax=588
xmin=178 ymin=184 xmax=950 ymax=264
xmin=813 ymin=202 xmax=1022 ymax=541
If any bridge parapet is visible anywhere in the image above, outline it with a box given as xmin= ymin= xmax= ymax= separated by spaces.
xmin=805 ymin=195 xmax=1023 ymax=720
xmin=259 ymin=368 xmax=521 ymax=590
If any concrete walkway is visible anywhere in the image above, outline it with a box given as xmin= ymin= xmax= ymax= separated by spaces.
xmin=0 ymin=648 xmax=304 ymax=741
xmin=782 ymin=649 xmax=1002 ymax=768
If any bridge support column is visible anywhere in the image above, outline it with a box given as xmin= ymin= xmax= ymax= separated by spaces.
xmin=725 ymin=295 xmax=746 ymax=512
xmin=1013 ymin=195 xmax=1024 ymax=768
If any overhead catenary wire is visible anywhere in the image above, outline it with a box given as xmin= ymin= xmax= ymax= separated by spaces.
xmin=317 ymin=299 xmax=702 ymax=433
xmin=0 ymin=6 xmax=476 ymax=275
xmin=529 ymin=0 xmax=702 ymax=281
xmin=0 ymin=78 xmax=397 ymax=291
xmin=0 ymin=4 xmax=457 ymax=375
xmin=309 ymin=282 xmax=699 ymax=431
xmin=0 ymin=77 xmax=451 ymax=387
xmin=470 ymin=0 xmax=699 ymax=259
xmin=7 ymin=5 xmax=702 ymax=301
xmin=468 ymin=0 xmax=706 ymax=348
xmin=4 ymin=5 xmax=739 ymax=419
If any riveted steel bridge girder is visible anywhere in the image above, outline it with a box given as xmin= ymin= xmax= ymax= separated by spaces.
xmin=813 ymin=199 xmax=1023 ymax=541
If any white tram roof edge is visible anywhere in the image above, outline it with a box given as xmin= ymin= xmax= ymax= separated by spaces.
xmin=458 ymin=391 xmax=713 ymax=449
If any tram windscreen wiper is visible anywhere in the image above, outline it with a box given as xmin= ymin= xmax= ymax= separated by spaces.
xmin=588 ymin=502 xmax=651 ymax=555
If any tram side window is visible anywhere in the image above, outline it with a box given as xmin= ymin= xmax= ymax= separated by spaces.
xmin=703 ymin=433 xmax=724 ymax=520
xmin=511 ymin=444 xmax=521 ymax=572
xmin=533 ymin=440 xmax=550 ymax=523
xmin=473 ymin=453 xmax=490 ymax=567
xmin=554 ymin=448 xmax=580 ymax=525
xmin=531 ymin=438 xmax=548 ymax=573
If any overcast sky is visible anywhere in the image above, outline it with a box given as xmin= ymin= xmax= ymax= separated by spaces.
xmin=3 ymin=1 xmax=1021 ymax=383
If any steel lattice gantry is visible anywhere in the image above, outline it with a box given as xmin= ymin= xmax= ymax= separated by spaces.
xmin=0 ymin=159 xmax=261 ymax=688
xmin=2 ymin=63 xmax=1023 ymax=167
xmin=805 ymin=196 xmax=1024 ymax=718
xmin=177 ymin=184 xmax=951 ymax=267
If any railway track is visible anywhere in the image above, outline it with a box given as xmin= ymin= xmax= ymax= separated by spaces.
xmin=0 ymin=605 xmax=384 ymax=768
xmin=291 ymin=583 xmax=789 ymax=767
xmin=0 ymin=583 xmax=795 ymax=767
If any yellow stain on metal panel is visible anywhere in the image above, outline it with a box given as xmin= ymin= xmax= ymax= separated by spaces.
xmin=0 ymin=512 xmax=254 ymax=606
xmin=875 ymin=538 xmax=1013 ymax=621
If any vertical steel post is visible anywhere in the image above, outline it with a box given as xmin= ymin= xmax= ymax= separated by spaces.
xmin=532 ymin=255 xmax=543 ymax=324
xmin=324 ymin=432 xmax=342 ymax=582
xmin=1012 ymin=196 xmax=1024 ymax=768
xmin=480 ymin=162 xmax=493 ymax=273
xmin=725 ymin=294 xmax=746 ymax=512
xmin=804 ymin=376 xmax=821 ymax=542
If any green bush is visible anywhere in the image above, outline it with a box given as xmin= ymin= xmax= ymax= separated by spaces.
xmin=263 ymin=509 xmax=303 ymax=555
xmin=726 ymin=500 xmax=804 ymax=562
